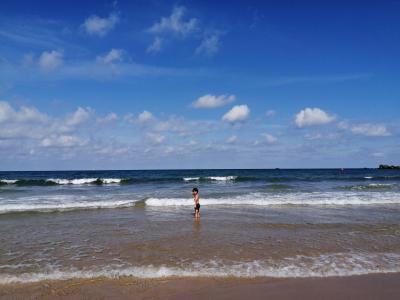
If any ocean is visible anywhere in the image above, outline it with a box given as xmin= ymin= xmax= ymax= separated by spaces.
xmin=1 ymin=169 xmax=400 ymax=284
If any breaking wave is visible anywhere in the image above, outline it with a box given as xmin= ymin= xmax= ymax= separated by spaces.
xmin=0 ymin=199 xmax=138 ymax=214
xmin=145 ymin=192 xmax=400 ymax=206
xmin=1 ymin=252 xmax=399 ymax=284
xmin=2 ymin=174 xmax=400 ymax=187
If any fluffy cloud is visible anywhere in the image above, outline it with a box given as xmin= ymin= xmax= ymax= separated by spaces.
xmin=41 ymin=135 xmax=87 ymax=148
xmin=196 ymin=33 xmax=221 ymax=56
xmin=0 ymin=101 xmax=14 ymax=122
xmin=65 ymin=107 xmax=91 ymax=126
xmin=222 ymin=105 xmax=250 ymax=122
xmin=82 ymin=12 xmax=119 ymax=36
xmin=138 ymin=110 xmax=154 ymax=123
xmin=0 ymin=101 xmax=48 ymax=123
xmin=0 ymin=99 xmax=397 ymax=169
xmin=350 ymin=123 xmax=391 ymax=137
xmin=147 ymin=37 xmax=163 ymax=53
xmin=0 ymin=102 xmax=93 ymax=149
xmin=38 ymin=50 xmax=63 ymax=71
xmin=96 ymin=49 xmax=124 ymax=64
xmin=146 ymin=132 xmax=166 ymax=144
xmin=262 ymin=133 xmax=277 ymax=144
xmin=148 ymin=6 xmax=198 ymax=36
xmin=192 ymin=94 xmax=235 ymax=108
xmin=97 ymin=112 xmax=118 ymax=124
xmin=338 ymin=121 xmax=391 ymax=137
xmin=295 ymin=108 xmax=335 ymax=128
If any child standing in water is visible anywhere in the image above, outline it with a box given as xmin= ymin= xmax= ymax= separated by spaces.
xmin=192 ymin=187 xmax=200 ymax=219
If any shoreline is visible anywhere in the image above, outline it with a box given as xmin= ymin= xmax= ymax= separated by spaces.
xmin=1 ymin=273 xmax=400 ymax=300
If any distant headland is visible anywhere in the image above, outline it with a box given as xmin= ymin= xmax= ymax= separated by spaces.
xmin=379 ymin=164 xmax=400 ymax=169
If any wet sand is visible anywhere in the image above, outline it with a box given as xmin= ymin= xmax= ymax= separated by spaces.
xmin=1 ymin=273 xmax=399 ymax=300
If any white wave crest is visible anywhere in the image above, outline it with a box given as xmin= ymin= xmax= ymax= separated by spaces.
xmin=0 ymin=199 xmax=137 ymax=214
xmin=183 ymin=177 xmax=200 ymax=181
xmin=47 ymin=178 xmax=122 ymax=185
xmin=101 ymin=178 xmax=122 ymax=184
xmin=207 ymin=176 xmax=237 ymax=181
xmin=1 ymin=252 xmax=399 ymax=284
xmin=182 ymin=176 xmax=237 ymax=181
xmin=145 ymin=192 xmax=400 ymax=207
xmin=0 ymin=179 xmax=18 ymax=184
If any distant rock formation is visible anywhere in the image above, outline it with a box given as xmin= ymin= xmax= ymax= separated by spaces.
xmin=379 ymin=164 xmax=400 ymax=169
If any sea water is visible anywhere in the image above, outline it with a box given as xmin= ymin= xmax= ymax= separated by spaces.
xmin=1 ymin=169 xmax=400 ymax=284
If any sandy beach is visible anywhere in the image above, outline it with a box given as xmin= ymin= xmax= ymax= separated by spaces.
xmin=1 ymin=273 xmax=400 ymax=300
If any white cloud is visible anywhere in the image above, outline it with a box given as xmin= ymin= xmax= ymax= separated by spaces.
xmin=226 ymin=135 xmax=237 ymax=143
xmin=192 ymin=94 xmax=235 ymax=108
xmin=138 ymin=110 xmax=154 ymax=123
xmin=147 ymin=132 xmax=166 ymax=144
xmin=96 ymin=49 xmax=124 ymax=64
xmin=147 ymin=37 xmax=163 ymax=53
xmin=153 ymin=116 xmax=188 ymax=136
xmin=98 ymin=112 xmax=118 ymax=124
xmin=351 ymin=123 xmax=391 ymax=137
xmin=371 ymin=152 xmax=385 ymax=158
xmin=0 ymin=101 xmax=13 ymax=122
xmin=82 ymin=12 xmax=119 ymax=37
xmin=123 ymin=113 xmax=135 ymax=123
xmin=0 ymin=101 xmax=48 ymax=123
xmin=41 ymin=135 xmax=87 ymax=148
xmin=195 ymin=33 xmax=221 ymax=56
xmin=295 ymin=108 xmax=335 ymax=128
xmin=148 ymin=6 xmax=198 ymax=36
xmin=189 ymin=140 xmax=198 ymax=146
xmin=262 ymin=133 xmax=277 ymax=144
xmin=38 ymin=50 xmax=63 ymax=71
xmin=65 ymin=107 xmax=91 ymax=126
xmin=222 ymin=105 xmax=250 ymax=122
xmin=304 ymin=132 xmax=339 ymax=140
xmin=337 ymin=121 xmax=349 ymax=130
xmin=339 ymin=120 xmax=391 ymax=137
xmin=266 ymin=110 xmax=276 ymax=117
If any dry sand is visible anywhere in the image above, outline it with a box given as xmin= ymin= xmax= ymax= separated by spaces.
xmin=1 ymin=273 xmax=400 ymax=300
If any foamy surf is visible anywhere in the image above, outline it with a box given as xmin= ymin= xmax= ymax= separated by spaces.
xmin=207 ymin=176 xmax=237 ymax=181
xmin=183 ymin=176 xmax=238 ymax=181
xmin=0 ymin=199 xmax=138 ymax=214
xmin=0 ymin=179 xmax=18 ymax=184
xmin=47 ymin=178 xmax=123 ymax=185
xmin=183 ymin=177 xmax=200 ymax=181
xmin=145 ymin=192 xmax=400 ymax=207
xmin=1 ymin=252 xmax=399 ymax=284
xmin=0 ymin=178 xmax=124 ymax=185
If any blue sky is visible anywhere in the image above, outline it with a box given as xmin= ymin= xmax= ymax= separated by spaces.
xmin=0 ymin=0 xmax=399 ymax=170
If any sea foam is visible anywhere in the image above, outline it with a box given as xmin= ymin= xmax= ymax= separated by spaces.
xmin=1 ymin=252 xmax=399 ymax=284
xmin=0 ymin=199 xmax=138 ymax=214
xmin=145 ymin=191 xmax=400 ymax=207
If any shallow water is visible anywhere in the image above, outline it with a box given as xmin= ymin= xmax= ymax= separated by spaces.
xmin=1 ymin=169 xmax=400 ymax=283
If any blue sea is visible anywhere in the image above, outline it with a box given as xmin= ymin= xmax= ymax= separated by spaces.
xmin=1 ymin=169 xmax=400 ymax=284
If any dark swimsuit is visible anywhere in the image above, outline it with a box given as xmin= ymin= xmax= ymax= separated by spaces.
xmin=195 ymin=203 xmax=200 ymax=211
